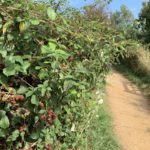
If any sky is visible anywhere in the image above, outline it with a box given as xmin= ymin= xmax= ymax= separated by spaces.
xmin=70 ymin=0 xmax=145 ymax=18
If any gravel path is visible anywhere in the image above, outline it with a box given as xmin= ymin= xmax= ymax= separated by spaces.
xmin=106 ymin=70 xmax=150 ymax=150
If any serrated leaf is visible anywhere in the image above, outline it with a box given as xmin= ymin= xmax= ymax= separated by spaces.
xmin=17 ymin=86 xmax=28 ymax=94
xmin=7 ymin=130 xmax=19 ymax=141
xmin=3 ymin=64 xmax=20 ymax=76
xmin=48 ymin=41 xmax=57 ymax=51
xmin=47 ymin=8 xmax=56 ymax=21
xmin=55 ymin=49 xmax=69 ymax=59
xmin=30 ymin=19 xmax=40 ymax=25
xmin=41 ymin=45 xmax=49 ymax=54
xmin=30 ymin=132 xmax=39 ymax=140
xmin=0 ymin=110 xmax=6 ymax=117
xmin=64 ymin=80 xmax=76 ymax=91
xmin=26 ymin=90 xmax=33 ymax=98
xmin=0 ymin=73 xmax=8 ymax=85
xmin=0 ymin=129 xmax=6 ymax=137
xmin=0 ymin=50 xmax=7 ymax=57
xmin=39 ymin=110 xmax=46 ymax=114
xmin=0 ymin=112 xmax=10 ymax=129
xmin=51 ymin=61 xmax=59 ymax=69
xmin=22 ymin=61 xmax=30 ymax=73
xmin=15 ymin=56 xmax=23 ymax=64
xmin=41 ymin=42 xmax=57 ymax=54
xmin=38 ymin=69 xmax=49 ymax=80
xmin=41 ymin=87 xmax=46 ymax=97
xmin=31 ymin=95 xmax=39 ymax=106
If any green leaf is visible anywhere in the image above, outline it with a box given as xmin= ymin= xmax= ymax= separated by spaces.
xmin=0 ymin=73 xmax=8 ymax=85
xmin=0 ymin=115 xmax=10 ymax=129
xmin=26 ymin=90 xmax=33 ymax=98
xmin=31 ymin=95 xmax=39 ymax=106
xmin=64 ymin=80 xmax=77 ymax=91
xmin=34 ymin=116 xmax=39 ymax=123
xmin=2 ymin=20 xmax=13 ymax=34
xmin=0 ymin=50 xmax=7 ymax=57
xmin=22 ymin=61 xmax=30 ymax=73
xmin=0 ymin=110 xmax=6 ymax=117
xmin=7 ymin=130 xmax=19 ymax=142
xmin=48 ymin=40 xmax=57 ymax=51
xmin=41 ymin=87 xmax=46 ymax=97
xmin=30 ymin=19 xmax=40 ymax=25
xmin=51 ymin=61 xmax=59 ymax=69
xmin=55 ymin=49 xmax=69 ymax=59
xmin=47 ymin=8 xmax=56 ymax=21
xmin=15 ymin=56 xmax=23 ymax=64
xmin=7 ymin=34 xmax=14 ymax=41
xmin=20 ymin=131 xmax=25 ymax=141
xmin=41 ymin=42 xmax=57 ymax=54
xmin=0 ymin=111 xmax=9 ymax=129
xmin=0 ymin=129 xmax=6 ymax=137
xmin=3 ymin=64 xmax=20 ymax=76
xmin=76 ymin=62 xmax=89 ymax=74
xmin=38 ymin=69 xmax=49 ymax=80
xmin=41 ymin=45 xmax=50 ymax=54
xmin=30 ymin=132 xmax=39 ymax=140
xmin=17 ymin=86 xmax=28 ymax=94
xmin=39 ymin=110 xmax=46 ymax=114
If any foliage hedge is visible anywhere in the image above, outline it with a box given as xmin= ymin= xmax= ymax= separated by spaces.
xmin=0 ymin=1 xmax=134 ymax=149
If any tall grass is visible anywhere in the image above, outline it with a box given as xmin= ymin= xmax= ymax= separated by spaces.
xmin=81 ymin=93 xmax=120 ymax=150
xmin=85 ymin=104 xmax=120 ymax=150
xmin=137 ymin=47 xmax=150 ymax=74
xmin=116 ymin=45 xmax=150 ymax=96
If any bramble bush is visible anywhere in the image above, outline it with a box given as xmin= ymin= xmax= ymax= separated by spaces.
xmin=0 ymin=0 xmax=135 ymax=149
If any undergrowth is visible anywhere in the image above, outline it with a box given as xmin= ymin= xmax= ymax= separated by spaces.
xmin=85 ymin=102 xmax=119 ymax=150
xmin=115 ymin=64 xmax=150 ymax=96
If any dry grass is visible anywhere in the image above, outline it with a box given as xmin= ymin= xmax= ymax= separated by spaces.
xmin=116 ymin=45 xmax=150 ymax=96
xmin=126 ymin=45 xmax=150 ymax=75
xmin=137 ymin=47 xmax=150 ymax=74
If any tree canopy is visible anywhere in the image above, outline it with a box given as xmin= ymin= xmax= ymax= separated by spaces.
xmin=111 ymin=4 xmax=134 ymax=30
xmin=139 ymin=1 xmax=150 ymax=44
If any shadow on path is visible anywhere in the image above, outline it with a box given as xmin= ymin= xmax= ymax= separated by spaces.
xmin=107 ymin=70 xmax=150 ymax=150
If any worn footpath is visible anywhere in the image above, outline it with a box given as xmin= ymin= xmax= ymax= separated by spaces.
xmin=106 ymin=70 xmax=150 ymax=150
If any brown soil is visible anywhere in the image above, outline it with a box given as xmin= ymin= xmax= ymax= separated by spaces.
xmin=106 ymin=70 xmax=150 ymax=150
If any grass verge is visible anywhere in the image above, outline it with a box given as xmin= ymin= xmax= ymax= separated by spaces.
xmin=115 ymin=64 xmax=150 ymax=96
xmin=82 ymin=95 xmax=120 ymax=150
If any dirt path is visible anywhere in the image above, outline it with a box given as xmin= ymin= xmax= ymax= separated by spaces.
xmin=106 ymin=70 xmax=150 ymax=150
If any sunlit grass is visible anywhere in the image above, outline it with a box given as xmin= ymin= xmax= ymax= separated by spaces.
xmin=116 ymin=64 xmax=150 ymax=96
xmin=82 ymin=98 xmax=120 ymax=150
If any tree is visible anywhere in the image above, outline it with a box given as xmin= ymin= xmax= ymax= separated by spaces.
xmin=36 ymin=0 xmax=69 ymax=12
xmin=111 ymin=5 xmax=134 ymax=31
xmin=83 ymin=0 xmax=109 ymax=22
xmin=139 ymin=1 xmax=150 ymax=43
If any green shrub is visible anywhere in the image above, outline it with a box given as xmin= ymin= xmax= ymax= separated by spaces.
xmin=0 ymin=1 xmax=132 ymax=149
